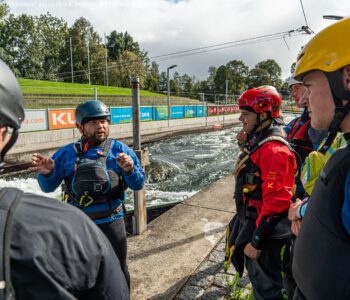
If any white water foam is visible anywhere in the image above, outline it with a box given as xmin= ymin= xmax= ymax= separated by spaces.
xmin=0 ymin=178 xmax=61 ymax=199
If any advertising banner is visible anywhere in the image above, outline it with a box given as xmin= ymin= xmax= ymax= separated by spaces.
xmin=196 ymin=105 xmax=205 ymax=117
xmin=20 ymin=109 xmax=48 ymax=132
xmin=226 ymin=105 xmax=239 ymax=113
xmin=154 ymin=106 xmax=168 ymax=120
xmin=48 ymin=109 xmax=76 ymax=129
xmin=171 ymin=106 xmax=184 ymax=119
xmin=207 ymin=105 xmax=238 ymax=116
xmin=217 ymin=106 xmax=225 ymax=115
xmin=140 ymin=107 xmax=153 ymax=122
xmin=110 ymin=107 xmax=132 ymax=124
xmin=207 ymin=106 xmax=218 ymax=116
xmin=185 ymin=106 xmax=195 ymax=118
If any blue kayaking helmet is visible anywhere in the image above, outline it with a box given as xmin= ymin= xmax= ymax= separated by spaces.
xmin=75 ymin=100 xmax=110 ymax=124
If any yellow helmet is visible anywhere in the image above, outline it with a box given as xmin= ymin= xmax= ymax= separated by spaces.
xmin=295 ymin=16 xmax=350 ymax=80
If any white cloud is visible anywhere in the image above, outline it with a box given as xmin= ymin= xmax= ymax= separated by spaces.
xmin=7 ymin=0 xmax=350 ymax=81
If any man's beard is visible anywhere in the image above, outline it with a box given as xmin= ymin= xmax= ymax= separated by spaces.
xmin=85 ymin=130 xmax=109 ymax=147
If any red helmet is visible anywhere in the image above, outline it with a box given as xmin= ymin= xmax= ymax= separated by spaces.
xmin=238 ymin=87 xmax=281 ymax=118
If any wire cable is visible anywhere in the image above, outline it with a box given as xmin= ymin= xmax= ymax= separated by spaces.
xmin=299 ymin=0 xmax=309 ymax=27
xmin=21 ymin=27 xmax=307 ymax=81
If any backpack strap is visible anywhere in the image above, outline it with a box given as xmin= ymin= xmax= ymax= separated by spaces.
xmin=0 ymin=187 xmax=23 ymax=300
xmin=97 ymin=138 xmax=112 ymax=165
xmin=73 ymin=139 xmax=85 ymax=161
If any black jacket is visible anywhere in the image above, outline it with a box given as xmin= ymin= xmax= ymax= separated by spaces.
xmin=293 ymin=144 xmax=350 ymax=300
xmin=2 ymin=188 xmax=129 ymax=299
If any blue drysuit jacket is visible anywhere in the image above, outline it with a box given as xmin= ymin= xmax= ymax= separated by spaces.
xmin=37 ymin=139 xmax=145 ymax=224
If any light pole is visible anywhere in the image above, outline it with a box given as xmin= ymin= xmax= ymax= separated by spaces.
xmin=323 ymin=15 xmax=343 ymax=20
xmin=87 ymin=38 xmax=91 ymax=85
xmin=69 ymin=37 xmax=74 ymax=83
xmin=104 ymin=33 xmax=109 ymax=86
xmin=167 ymin=64 xmax=177 ymax=126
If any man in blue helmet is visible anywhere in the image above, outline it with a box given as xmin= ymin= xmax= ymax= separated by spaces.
xmin=30 ymin=100 xmax=145 ymax=289
xmin=0 ymin=61 xmax=130 ymax=299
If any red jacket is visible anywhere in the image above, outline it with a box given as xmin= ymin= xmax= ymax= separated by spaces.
xmin=250 ymin=141 xmax=297 ymax=227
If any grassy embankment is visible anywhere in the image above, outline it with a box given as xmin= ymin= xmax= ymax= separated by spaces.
xmin=18 ymin=78 xmax=201 ymax=108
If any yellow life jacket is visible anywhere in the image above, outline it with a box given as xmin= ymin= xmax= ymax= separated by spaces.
xmin=300 ymin=133 xmax=346 ymax=196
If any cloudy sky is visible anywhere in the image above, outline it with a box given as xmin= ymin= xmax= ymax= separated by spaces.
xmin=7 ymin=0 xmax=350 ymax=81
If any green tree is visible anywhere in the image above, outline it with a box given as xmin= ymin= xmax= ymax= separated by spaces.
xmin=206 ymin=66 xmax=217 ymax=92
xmin=1 ymin=14 xmax=43 ymax=78
xmin=159 ymin=71 xmax=167 ymax=92
xmin=36 ymin=13 xmax=68 ymax=80
xmin=107 ymin=31 xmax=145 ymax=60
xmin=0 ymin=0 xmax=11 ymax=63
xmin=255 ymin=59 xmax=282 ymax=88
xmin=0 ymin=0 xmax=8 ymax=20
xmin=214 ymin=65 xmax=228 ymax=94
xmin=226 ymin=60 xmax=249 ymax=95
xmin=280 ymin=80 xmax=290 ymax=98
xmin=60 ymin=17 xmax=104 ymax=84
xmin=108 ymin=50 xmax=146 ymax=87
xmin=171 ymin=71 xmax=181 ymax=96
xmin=246 ymin=68 xmax=270 ymax=88
xmin=179 ymin=74 xmax=194 ymax=97
xmin=144 ymin=61 xmax=160 ymax=92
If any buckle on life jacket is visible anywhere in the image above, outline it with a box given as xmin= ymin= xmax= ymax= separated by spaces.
xmin=79 ymin=193 xmax=94 ymax=208
xmin=113 ymin=204 xmax=124 ymax=214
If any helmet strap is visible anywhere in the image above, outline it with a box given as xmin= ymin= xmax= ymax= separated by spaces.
xmin=319 ymin=70 xmax=350 ymax=154
xmin=325 ymin=70 xmax=350 ymax=105
xmin=319 ymin=103 xmax=350 ymax=154
xmin=0 ymin=129 xmax=18 ymax=171
xmin=251 ymin=113 xmax=271 ymax=134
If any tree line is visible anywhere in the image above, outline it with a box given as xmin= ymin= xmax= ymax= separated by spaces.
xmin=0 ymin=1 xmax=290 ymax=100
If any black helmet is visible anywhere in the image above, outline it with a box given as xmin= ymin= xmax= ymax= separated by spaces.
xmin=0 ymin=60 xmax=24 ymax=129
xmin=0 ymin=60 xmax=25 ymax=164
xmin=75 ymin=100 xmax=110 ymax=124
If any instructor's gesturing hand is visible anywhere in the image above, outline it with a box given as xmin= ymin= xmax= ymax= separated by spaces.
xmin=29 ymin=153 xmax=55 ymax=175
xmin=116 ymin=153 xmax=134 ymax=173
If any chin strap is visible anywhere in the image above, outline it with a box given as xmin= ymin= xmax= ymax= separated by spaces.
xmin=0 ymin=130 xmax=18 ymax=173
xmin=319 ymin=104 xmax=350 ymax=154
xmin=250 ymin=114 xmax=271 ymax=135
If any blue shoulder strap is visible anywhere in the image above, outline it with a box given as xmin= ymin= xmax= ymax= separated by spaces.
xmin=0 ymin=188 xmax=23 ymax=300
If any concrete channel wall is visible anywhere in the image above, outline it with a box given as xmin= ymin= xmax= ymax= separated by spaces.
xmin=7 ymin=114 xmax=240 ymax=163
xmin=128 ymin=174 xmax=236 ymax=299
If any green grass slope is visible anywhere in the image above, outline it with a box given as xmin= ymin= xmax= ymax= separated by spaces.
xmin=18 ymin=78 xmax=162 ymax=96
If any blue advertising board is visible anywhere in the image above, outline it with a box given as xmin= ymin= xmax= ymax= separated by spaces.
xmin=111 ymin=107 xmax=132 ymax=124
xmin=171 ymin=106 xmax=184 ymax=119
xmin=196 ymin=105 xmax=205 ymax=117
xmin=140 ymin=107 xmax=153 ymax=121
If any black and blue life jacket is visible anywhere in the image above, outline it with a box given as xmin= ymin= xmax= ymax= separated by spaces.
xmin=63 ymin=138 xmax=126 ymax=219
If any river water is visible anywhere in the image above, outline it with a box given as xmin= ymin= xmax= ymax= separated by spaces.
xmin=0 ymin=113 xmax=296 ymax=210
